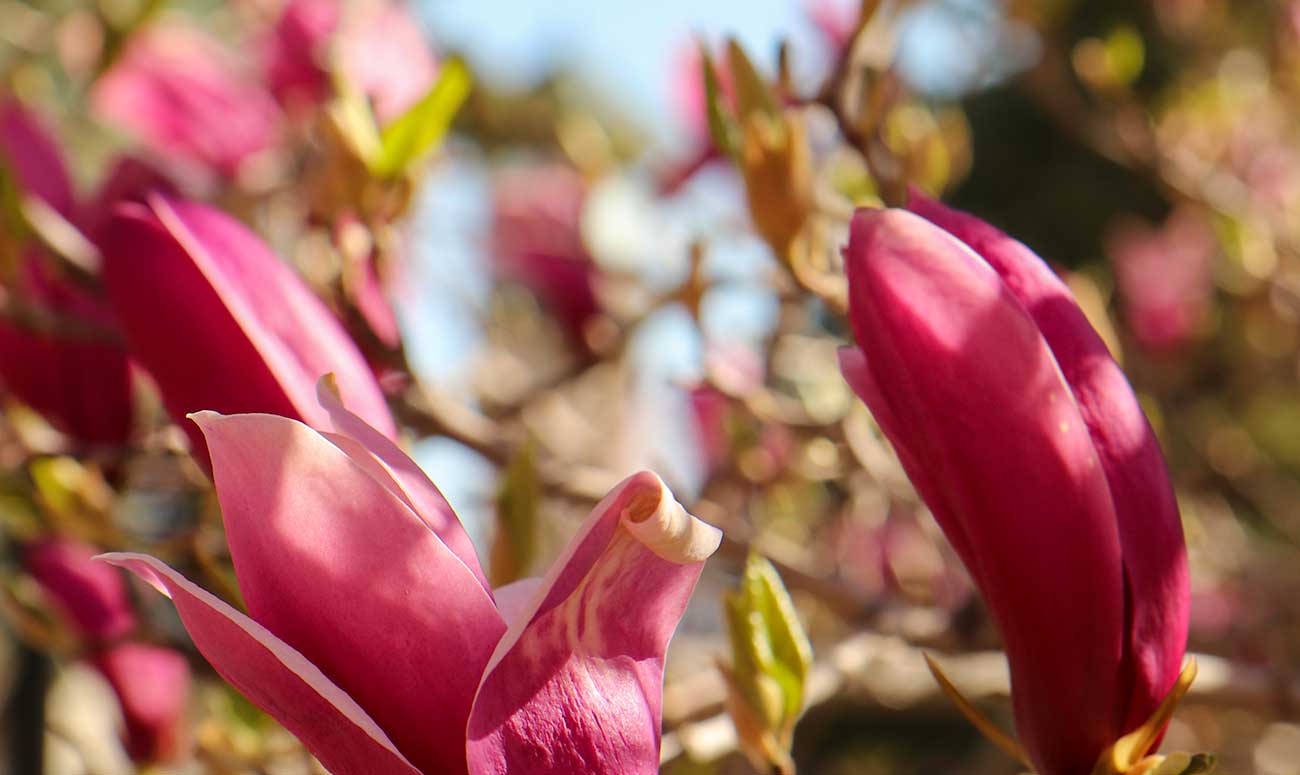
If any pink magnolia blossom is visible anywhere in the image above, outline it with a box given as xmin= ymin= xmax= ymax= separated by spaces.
xmin=26 ymin=539 xmax=136 ymax=642
xmin=93 ymin=25 xmax=281 ymax=179
xmin=0 ymin=100 xmax=134 ymax=444
xmin=99 ymin=196 xmax=394 ymax=466
xmin=491 ymin=164 xmax=601 ymax=349
xmin=27 ymin=539 xmax=191 ymax=763
xmin=264 ymin=0 xmax=438 ymax=122
xmin=0 ymin=99 xmax=76 ymax=217
xmin=102 ymin=383 xmax=721 ymax=775
xmin=1106 ymin=208 xmax=1216 ymax=353
xmin=93 ymin=643 xmax=192 ymax=763
xmin=838 ymin=193 xmax=1189 ymax=775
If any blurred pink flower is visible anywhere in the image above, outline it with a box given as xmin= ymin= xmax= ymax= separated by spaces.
xmin=0 ymin=99 xmax=76 ymax=217
xmin=103 ymin=383 xmax=720 ymax=775
xmin=99 ymin=196 xmax=394 ymax=467
xmin=806 ymin=0 xmax=858 ymax=56
xmin=0 ymin=100 xmax=134 ymax=444
xmin=838 ymin=193 xmax=1189 ymax=775
xmin=264 ymin=0 xmax=437 ymax=122
xmin=491 ymin=164 xmax=601 ymax=349
xmin=688 ymin=385 xmax=731 ymax=477
xmin=93 ymin=643 xmax=192 ymax=763
xmin=93 ymin=25 xmax=281 ymax=179
xmin=26 ymin=539 xmax=136 ymax=642
xmin=1107 ymin=208 xmax=1216 ymax=353
xmin=27 ymin=539 xmax=192 ymax=764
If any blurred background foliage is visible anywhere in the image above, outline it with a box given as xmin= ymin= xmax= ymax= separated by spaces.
xmin=1 ymin=0 xmax=1300 ymax=773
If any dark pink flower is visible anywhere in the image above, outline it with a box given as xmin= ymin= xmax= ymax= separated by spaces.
xmin=26 ymin=538 xmax=136 ymax=642
xmin=99 ymin=196 xmax=394 ymax=466
xmin=0 ymin=99 xmax=76 ymax=217
xmin=491 ymin=164 xmax=601 ymax=348
xmin=93 ymin=643 xmax=192 ymax=763
xmin=102 ymin=384 xmax=721 ymax=774
xmin=0 ymin=100 xmax=134 ymax=444
xmin=838 ymin=194 xmax=1189 ymax=775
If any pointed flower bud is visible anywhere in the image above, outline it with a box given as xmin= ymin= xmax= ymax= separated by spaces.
xmin=26 ymin=538 xmax=136 ymax=642
xmin=838 ymin=193 xmax=1189 ymax=775
xmin=99 ymin=196 xmax=394 ymax=467
xmin=92 ymin=642 xmax=192 ymax=763
xmin=721 ymin=552 xmax=812 ymax=775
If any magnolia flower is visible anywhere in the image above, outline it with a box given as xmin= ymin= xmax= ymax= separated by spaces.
xmin=93 ymin=643 xmax=192 ymax=763
xmin=264 ymin=0 xmax=438 ymax=122
xmin=0 ymin=100 xmax=134 ymax=445
xmin=103 ymin=384 xmax=721 ymax=774
xmin=27 ymin=539 xmax=192 ymax=763
xmin=26 ymin=539 xmax=137 ymax=641
xmin=838 ymin=194 xmax=1189 ymax=775
xmin=99 ymin=196 xmax=394 ymax=466
xmin=1106 ymin=208 xmax=1216 ymax=353
xmin=93 ymin=25 xmax=281 ymax=180
xmin=491 ymin=164 xmax=601 ymax=350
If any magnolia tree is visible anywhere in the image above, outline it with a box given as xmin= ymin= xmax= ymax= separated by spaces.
xmin=0 ymin=0 xmax=1297 ymax=773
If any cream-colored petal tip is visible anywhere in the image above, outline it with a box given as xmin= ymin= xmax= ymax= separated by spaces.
xmin=620 ymin=475 xmax=722 ymax=564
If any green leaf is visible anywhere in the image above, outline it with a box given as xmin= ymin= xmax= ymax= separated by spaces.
xmin=701 ymin=46 xmax=738 ymax=160
xmin=371 ymin=59 xmax=472 ymax=179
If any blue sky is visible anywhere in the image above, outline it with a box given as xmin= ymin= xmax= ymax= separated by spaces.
xmin=417 ymin=0 xmax=837 ymax=147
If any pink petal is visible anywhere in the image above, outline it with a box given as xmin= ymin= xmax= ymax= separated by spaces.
xmin=99 ymin=196 xmax=394 ymax=467
xmin=843 ymin=208 xmax=1126 ymax=775
xmin=347 ymin=251 xmax=402 ymax=348
xmin=100 ymin=553 xmax=422 ymax=775
xmin=26 ymin=539 xmax=136 ymax=641
xmin=317 ymin=379 xmax=490 ymax=592
xmin=467 ymin=472 xmax=720 ymax=775
xmin=908 ymin=193 xmax=1190 ymax=736
xmin=194 ymin=411 xmax=504 ymax=774
xmin=91 ymin=25 xmax=281 ymax=178
xmin=338 ymin=4 xmax=438 ymax=123
xmin=0 ymin=99 xmax=75 ymax=217
xmin=262 ymin=0 xmax=338 ymax=110
xmin=92 ymin=642 xmax=191 ymax=763
xmin=78 ymin=155 xmax=175 ymax=245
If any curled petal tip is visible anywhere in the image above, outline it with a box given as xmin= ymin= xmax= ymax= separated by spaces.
xmin=619 ymin=473 xmax=721 ymax=564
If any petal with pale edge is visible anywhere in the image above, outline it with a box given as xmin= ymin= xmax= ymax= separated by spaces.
xmin=842 ymin=208 xmax=1126 ymax=775
xmin=98 ymin=553 xmax=421 ymax=775
xmin=906 ymin=192 xmax=1189 ymax=735
xmin=99 ymin=196 xmax=394 ymax=467
xmin=467 ymin=471 xmax=721 ymax=775
xmin=194 ymin=410 xmax=504 ymax=774
xmin=317 ymin=378 xmax=489 ymax=593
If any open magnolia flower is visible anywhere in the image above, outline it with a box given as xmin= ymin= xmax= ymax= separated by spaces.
xmin=102 ymin=381 xmax=721 ymax=775
xmin=838 ymin=193 xmax=1190 ymax=775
